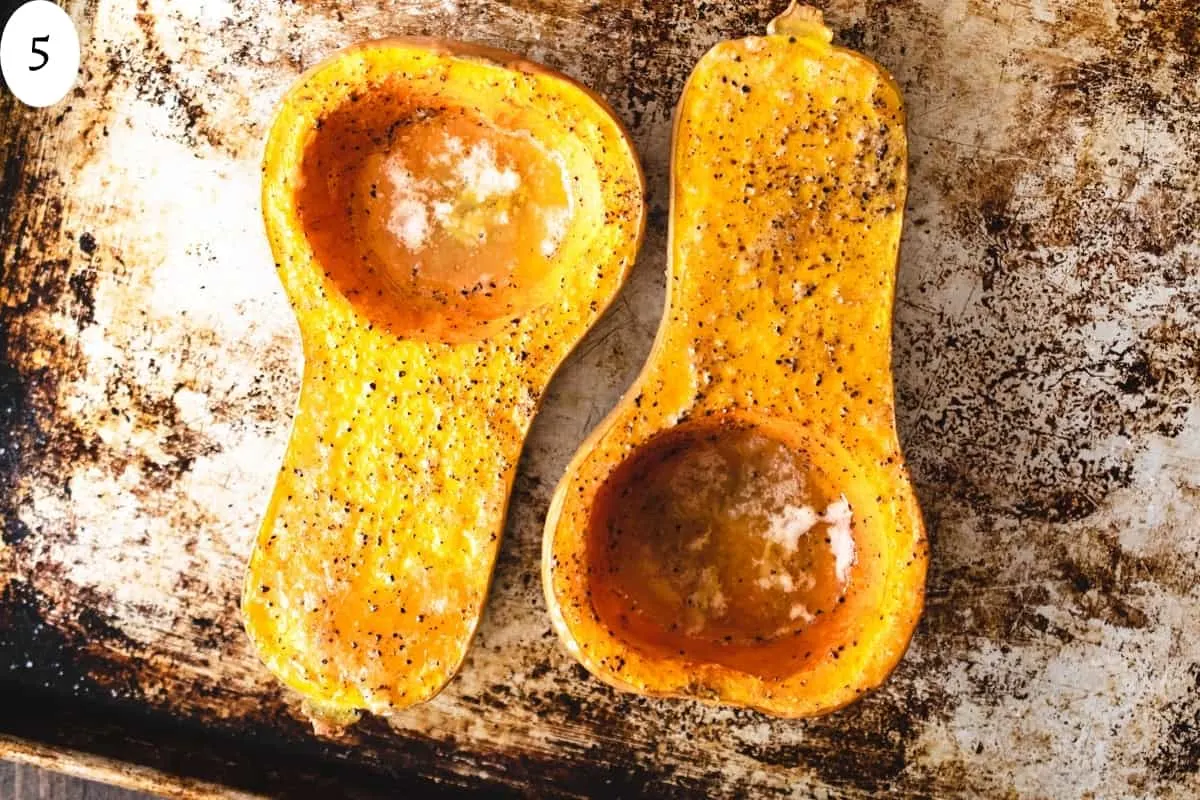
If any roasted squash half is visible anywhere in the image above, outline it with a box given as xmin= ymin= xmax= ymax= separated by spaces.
xmin=542 ymin=4 xmax=926 ymax=717
xmin=246 ymin=38 xmax=644 ymax=719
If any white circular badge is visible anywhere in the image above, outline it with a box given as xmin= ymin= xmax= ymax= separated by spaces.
xmin=1 ymin=1 xmax=80 ymax=108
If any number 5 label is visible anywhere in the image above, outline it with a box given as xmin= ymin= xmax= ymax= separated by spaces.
xmin=1 ymin=1 xmax=80 ymax=108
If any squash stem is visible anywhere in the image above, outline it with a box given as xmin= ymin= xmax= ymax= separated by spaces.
xmin=767 ymin=1 xmax=834 ymax=44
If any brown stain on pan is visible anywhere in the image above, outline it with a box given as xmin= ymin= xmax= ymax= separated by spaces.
xmin=2 ymin=0 xmax=1200 ymax=797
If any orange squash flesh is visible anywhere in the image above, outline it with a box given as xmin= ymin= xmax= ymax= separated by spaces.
xmin=246 ymin=38 xmax=644 ymax=719
xmin=543 ymin=4 xmax=927 ymax=717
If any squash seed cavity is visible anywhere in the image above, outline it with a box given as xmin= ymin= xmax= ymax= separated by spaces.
xmin=587 ymin=419 xmax=855 ymax=668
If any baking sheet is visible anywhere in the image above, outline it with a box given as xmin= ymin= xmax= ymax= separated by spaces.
xmin=1 ymin=0 xmax=1198 ymax=796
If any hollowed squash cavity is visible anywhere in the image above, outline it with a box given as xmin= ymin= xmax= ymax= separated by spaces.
xmin=245 ymin=38 xmax=644 ymax=720
xmin=542 ymin=4 xmax=927 ymax=717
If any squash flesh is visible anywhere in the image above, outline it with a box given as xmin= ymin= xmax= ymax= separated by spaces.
xmin=246 ymin=39 xmax=644 ymax=717
xmin=544 ymin=7 xmax=926 ymax=717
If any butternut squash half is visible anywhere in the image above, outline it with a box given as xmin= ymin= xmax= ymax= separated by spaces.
xmin=543 ymin=4 xmax=926 ymax=717
xmin=246 ymin=38 xmax=644 ymax=719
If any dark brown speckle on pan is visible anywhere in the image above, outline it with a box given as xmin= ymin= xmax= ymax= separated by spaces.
xmin=0 ymin=0 xmax=1198 ymax=796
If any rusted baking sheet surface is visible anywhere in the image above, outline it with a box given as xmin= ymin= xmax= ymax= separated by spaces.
xmin=1 ymin=0 xmax=1198 ymax=796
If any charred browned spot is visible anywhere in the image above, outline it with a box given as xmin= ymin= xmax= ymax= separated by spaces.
xmin=1 ymin=516 xmax=31 ymax=546
xmin=1059 ymin=527 xmax=1193 ymax=625
xmin=738 ymin=710 xmax=906 ymax=790
xmin=837 ymin=20 xmax=870 ymax=51
xmin=733 ymin=665 xmax=954 ymax=794
xmin=101 ymin=377 xmax=222 ymax=491
xmin=898 ymin=94 xmax=1198 ymax=524
xmin=205 ymin=330 xmax=300 ymax=425
xmin=128 ymin=0 xmax=225 ymax=152
xmin=0 ymin=579 xmax=145 ymax=699
xmin=1152 ymin=662 xmax=1200 ymax=781
xmin=0 ymin=99 xmax=67 ymax=550
xmin=13 ymin=367 xmax=224 ymax=510
xmin=923 ymin=516 xmax=1193 ymax=666
xmin=1042 ymin=1 xmax=1200 ymax=121
xmin=1012 ymin=489 xmax=1099 ymax=524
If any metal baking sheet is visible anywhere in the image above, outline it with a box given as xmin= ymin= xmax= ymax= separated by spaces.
xmin=1 ymin=0 xmax=1198 ymax=796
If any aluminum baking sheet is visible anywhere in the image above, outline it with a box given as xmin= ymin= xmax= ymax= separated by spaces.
xmin=1 ymin=0 xmax=1198 ymax=796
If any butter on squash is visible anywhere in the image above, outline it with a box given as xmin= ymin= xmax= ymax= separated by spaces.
xmin=542 ymin=3 xmax=927 ymax=717
xmin=245 ymin=38 xmax=644 ymax=721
